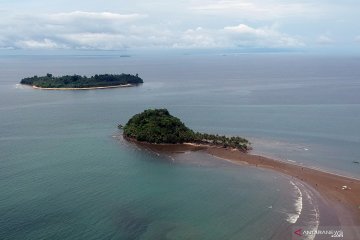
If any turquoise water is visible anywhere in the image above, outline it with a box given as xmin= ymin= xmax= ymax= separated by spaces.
xmin=0 ymin=54 xmax=359 ymax=239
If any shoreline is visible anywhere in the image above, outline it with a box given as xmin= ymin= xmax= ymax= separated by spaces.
xmin=206 ymin=148 xmax=360 ymax=216
xmin=125 ymin=138 xmax=360 ymax=237
xmin=28 ymin=83 xmax=135 ymax=90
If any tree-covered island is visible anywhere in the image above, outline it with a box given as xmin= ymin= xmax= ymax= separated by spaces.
xmin=121 ymin=109 xmax=251 ymax=152
xmin=20 ymin=73 xmax=143 ymax=89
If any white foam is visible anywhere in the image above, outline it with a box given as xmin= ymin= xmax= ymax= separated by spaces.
xmin=286 ymin=213 xmax=299 ymax=224
xmin=302 ymin=186 xmax=320 ymax=240
xmin=287 ymin=181 xmax=303 ymax=224
xmin=289 ymin=181 xmax=320 ymax=240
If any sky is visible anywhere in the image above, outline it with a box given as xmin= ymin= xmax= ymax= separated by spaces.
xmin=0 ymin=0 xmax=359 ymax=52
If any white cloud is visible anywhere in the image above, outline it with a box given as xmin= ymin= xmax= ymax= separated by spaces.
xmin=15 ymin=38 xmax=67 ymax=49
xmin=0 ymin=1 xmax=360 ymax=51
xmin=174 ymin=27 xmax=224 ymax=48
xmin=223 ymin=24 xmax=303 ymax=47
xmin=44 ymin=11 xmax=146 ymax=25
xmin=0 ymin=11 xmax=149 ymax=50
xmin=59 ymin=33 xmax=154 ymax=50
xmin=172 ymin=24 xmax=303 ymax=49
xmin=0 ymin=11 xmax=145 ymax=36
xmin=0 ymin=10 xmax=303 ymax=50
xmin=316 ymin=35 xmax=334 ymax=45
xmin=191 ymin=0 xmax=318 ymax=20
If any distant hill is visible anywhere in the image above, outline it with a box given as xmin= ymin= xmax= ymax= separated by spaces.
xmin=20 ymin=73 xmax=143 ymax=89
xmin=122 ymin=109 xmax=250 ymax=151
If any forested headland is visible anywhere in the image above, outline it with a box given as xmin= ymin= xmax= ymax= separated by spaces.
xmin=121 ymin=109 xmax=251 ymax=152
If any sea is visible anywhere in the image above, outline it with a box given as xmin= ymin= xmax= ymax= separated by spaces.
xmin=0 ymin=53 xmax=359 ymax=239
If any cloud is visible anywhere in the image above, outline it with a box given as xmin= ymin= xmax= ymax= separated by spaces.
xmin=46 ymin=11 xmax=146 ymax=23
xmin=59 ymin=33 xmax=159 ymax=50
xmin=172 ymin=24 xmax=303 ymax=49
xmin=1 ymin=1 xmax=360 ymax=51
xmin=18 ymin=11 xmax=147 ymax=34
xmin=223 ymin=24 xmax=303 ymax=48
xmin=224 ymin=24 xmax=269 ymax=35
xmin=316 ymin=35 xmax=334 ymax=45
xmin=355 ymin=36 xmax=360 ymax=43
xmin=0 ymin=11 xmax=148 ymax=50
xmin=0 ymin=10 xmax=303 ymax=50
xmin=191 ymin=0 xmax=318 ymax=20
xmin=173 ymin=27 xmax=225 ymax=48
xmin=15 ymin=39 xmax=67 ymax=49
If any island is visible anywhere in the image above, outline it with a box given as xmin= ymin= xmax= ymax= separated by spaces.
xmin=121 ymin=108 xmax=251 ymax=151
xmin=20 ymin=73 xmax=143 ymax=90
xmin=120 ymin=109 xmax=360 ymax=237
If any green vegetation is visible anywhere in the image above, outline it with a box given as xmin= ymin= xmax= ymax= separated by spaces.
xmin=123 ymin=109 xmax=194 ymax=144
xmin=122 ymin=109 xmax=250 ymax=151
xmin=20 ymin=73 xmax=143 ymax=88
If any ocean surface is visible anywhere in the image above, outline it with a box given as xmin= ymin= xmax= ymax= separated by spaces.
xmin=0 ymin=53 xmax=359 ymax=239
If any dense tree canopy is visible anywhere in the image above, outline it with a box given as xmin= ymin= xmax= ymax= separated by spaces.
xmin=123 ymin=109 xmax=194 ymax=144
xmin=122 ymin=109 xmax=250 ymax=151
xmin=20 ymin=73 xmax=143 ymax=88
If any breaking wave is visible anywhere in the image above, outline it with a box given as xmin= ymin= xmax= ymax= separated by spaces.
xmin=287 ymin=181 xmax=303 ymax=224
xmin=287 ymin=181 xmax=320 ymax=240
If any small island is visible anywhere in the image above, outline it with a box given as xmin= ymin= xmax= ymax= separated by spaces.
xmin=20 ymin=73 xmax=143 ymax=90
xmin=119 ymin=108 xmax=360 ymax=235
xmin=121 ymin=108 xmax=251 ymax=151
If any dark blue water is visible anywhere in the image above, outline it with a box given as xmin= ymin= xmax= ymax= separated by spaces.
xmin=0 ymin=53 xmax=359 ymax=239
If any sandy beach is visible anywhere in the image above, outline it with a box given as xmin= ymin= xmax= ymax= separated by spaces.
xmin=126 ymin=138 xmax=360 ymax=238
xmin=30 ymin=83 xmax=134 ymax=90
xmin=206 ymin=148 xmax=360 ymax=220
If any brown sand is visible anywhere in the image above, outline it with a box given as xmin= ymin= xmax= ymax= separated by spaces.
xmin=206 ymin=147 xmax=360 ymax=224
xmin=128 ymin=138 xmax=360 ymax=237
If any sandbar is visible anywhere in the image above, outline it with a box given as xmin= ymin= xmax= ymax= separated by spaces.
xmin=126 ymin=138 xmax=360 ymax=238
